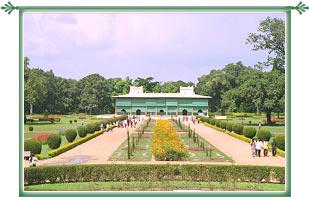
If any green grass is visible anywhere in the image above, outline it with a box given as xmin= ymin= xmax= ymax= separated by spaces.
xmin=24 ymin=116 xmax=97 ymax=132
xmin=108 ymin=133 xmax=153 ymax=161
xmin=179 ymin=133 xmax=233 ymax=162
xmin=24 ymin=181 xmax=285 ymax=191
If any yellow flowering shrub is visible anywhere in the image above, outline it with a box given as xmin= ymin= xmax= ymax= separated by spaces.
xmin=152 ymin=120 xmax=188 ymax=161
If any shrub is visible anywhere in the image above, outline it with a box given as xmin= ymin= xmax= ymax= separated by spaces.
xmin=54 ymin=118 xmax=61 ymax=122
xmin=219 ymin=121 xmax=227 ymax=129
xmin=69 ymin=120 xmax=73 ymax=124
xmin=74 ymin=119 xmax=77 ymax=123
xmin=215 ymin=120 xmax=221 ymax=127
xmin=29 ymin=126 xmax=34 ymax=131
xmin=210 ymin=119 xmax=216 ymax=125
xmin=24 ymin=164 xmax=285 ymax=186
xmin=242 ymin=127 xmax=257 ymax=139
xmin=77 ymin=126 xmax=88 ymax=138
xmin=65 ymin=129 xmax=77 ymax=142
xmin=24 ymin=139 xmax=42 ymax=154
xmin=226 ymin=122 xmax=233 ymax=131
xmin=47 ymin=134 xmax=62 ymax=149
xmin=275 ymin=135 xmax=285 ymax=151
xmin=205 ymin=117 xmax=211 ymax=123
xmin=256 ymin=129 xmax=271 ymax=141
xmin=86 ymin=123 xmax=97 ymax=134
xmin=232 ymin=123 xmax=243 ymax=135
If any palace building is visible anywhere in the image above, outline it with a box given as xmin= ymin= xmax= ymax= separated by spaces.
xmin=113 ymin=86 xmax=211 ymax=116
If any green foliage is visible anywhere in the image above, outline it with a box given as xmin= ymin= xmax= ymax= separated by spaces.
xmin=210 ymin=119 xmax=216 ymax=125
xmin=24 ymin=139 xmax=42 ymax=154
xmin=219 ymin=121 xmax=227 ymax=129
xmin=77 ymin=126 xmax=87 ymax=138
xmin=47 ymin=134 xmax=62 ymax=149
xmin=54 ymin=118 xmax=61 ymax=122
xmin=86 ymin=123 xmax=97 ymax=134
xmin=275 ymin=135 xmax=285 ymax=151
xmin=43 ymin=110 xmax=49 ymax=117
xmin=48 ymin=130 xmax=104 ymax=157
xmin=29 ymin=126 xmax=34 ymax=131
xmin=24 ymin=164 xmax=285 ymax=186
xmin=65 ymin=129 xmax=77 ymax=142
xmin=232 ymin=123 xmax=243 ymax=135
xmin=246 ymin=17 xmax=285 ymax=72
xmin=69 ymin=120 xmax=73 ymax=124
xmin=215 ymin=119 xmax=221 ymax=127
xmin=256 ymin=129 xmax=272 ymax=141
xmin=226 ymin=122 xmax=233 ymax=132
xmin=242 ymin=127 xmax=257 ymax=139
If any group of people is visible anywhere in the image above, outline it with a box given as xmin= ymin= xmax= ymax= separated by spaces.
xmin=250 ymin=138 xmax=278 ymax=157
xmin=116 ymin=116 xmax=141 ymax=128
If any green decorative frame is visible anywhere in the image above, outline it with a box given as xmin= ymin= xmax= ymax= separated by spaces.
xmin=3 ymin=1 xmax=304 ymax=196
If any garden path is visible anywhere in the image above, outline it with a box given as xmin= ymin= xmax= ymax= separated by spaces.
xmin=26 ymin=120 xmax=285 ymax=167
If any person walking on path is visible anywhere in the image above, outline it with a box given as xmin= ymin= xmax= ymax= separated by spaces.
xmin=250 ymin=139 xmax=256 ymax=157
xmin=271 ymin=139 xmax=278 ymax=156
xmin=263 ymin=139 xmax=269 ymax=156
xmin=258 ymin=122 xmax=261 ymax=130
xmin=255 ymin=139 xmax=263 ymax=157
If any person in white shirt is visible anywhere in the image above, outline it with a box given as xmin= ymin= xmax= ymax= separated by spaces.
xmin=255 ymin=139 xmax=263 ymax=157
xmin=29 ymin=153 xmax=38 ymax=167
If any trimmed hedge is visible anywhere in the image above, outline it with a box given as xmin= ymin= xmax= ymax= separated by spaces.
xmin=219 ymin=121 xmax=227 ymax=130
xmin=276 ymin=135 xmax=285 ymax=151
xmin=24 ymin=139 xmax=42 ymax=154
xmin=257 ymin=129 xmax=271 ymax=141
xmin=65 ymin=129 xmax=77 ymax=142
xmin=77 ymin=126 xmax=87 ymax=138
xmin=242 ymin=127 xmax=257 ymax=139
xmin=47 ymin=134 xmax=62 ymax=149
xmin=232 ymin=123 xmax=243 ymax=135
xmin=24 ymin=164 xmax=285 ymax=186
xmin=226 ymin=122 xmax=233 ymax=132
xmin=209 ymin=119 xmax=216 ymax=125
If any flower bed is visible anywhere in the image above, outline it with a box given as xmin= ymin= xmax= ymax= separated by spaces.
xmin=152 ymin=120 xmax=188 ymax=161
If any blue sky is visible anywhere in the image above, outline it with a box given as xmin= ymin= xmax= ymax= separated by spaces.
xmin=24 ymin=12 xmax=285 ymax=83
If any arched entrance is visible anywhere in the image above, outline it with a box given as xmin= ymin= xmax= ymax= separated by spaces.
xmin=121 ymin=109 xmax=126 ymax=115
xmin=159 ymin=109 xmax=164 ymax=116
xmin=136 ymin=109 xmax=141 ymax=115
xmin=198 ymin=109 xmax=203 ymax=113
xmin=182 ymin=109 xmax=188 ymax=115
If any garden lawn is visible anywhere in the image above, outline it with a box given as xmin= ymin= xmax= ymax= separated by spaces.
xmin=108 ymin=132 xmax=153 ymax=161
xmin=179 ymin=133 xmax=233 ymax=162
xmin=24 ymin=115 xmax=98 ymax=132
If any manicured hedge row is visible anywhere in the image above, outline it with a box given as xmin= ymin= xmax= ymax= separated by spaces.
xmin=24 ymin=164 xmax=285 ymax=185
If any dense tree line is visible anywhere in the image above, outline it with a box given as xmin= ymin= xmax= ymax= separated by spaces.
xmin=24 ymin=17 xmax=285 ymax=124
xmin=24 ymin=59 xmax=194 ymax=116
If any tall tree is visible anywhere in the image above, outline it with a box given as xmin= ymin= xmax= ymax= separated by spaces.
xmin=24 ymin=67 xmax=48 ymax=114
xmin=133 ymin=77 xmax=159 ymax=93
xmin=246 ymin=17 xmax=285 ymax=72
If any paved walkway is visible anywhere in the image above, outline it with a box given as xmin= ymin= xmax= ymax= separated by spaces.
xmin=25 ymin=120 xmax=285 ymax=167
